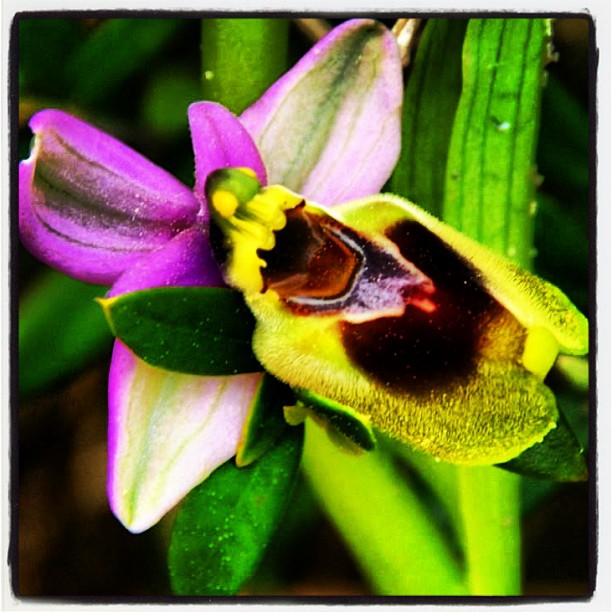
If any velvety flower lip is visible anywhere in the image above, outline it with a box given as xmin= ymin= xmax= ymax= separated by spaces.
xmin=19 ymin=110 xmax=200 ymax=285
xmin=19 ymin=18 xmax=405 ymax=533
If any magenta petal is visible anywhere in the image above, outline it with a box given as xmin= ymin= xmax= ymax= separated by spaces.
xmin=188 ymin=102 xmax=267 ymax=209
xmin=241 ymin=19 xmax=403 ymax=204
xmin=19 ymin=110 xmax=199 ymax=284
xmin=109 ymin=227 xmax=223 ymax=297
xmin=107 ymin=341 xmax=262 ymax=533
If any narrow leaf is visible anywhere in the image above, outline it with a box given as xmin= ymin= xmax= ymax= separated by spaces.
xmin=68 ymin=19 xmax=183 ymax=105
xmin=168 ymin=425 xmax=304 ymax=595
xmin=236 ymin=375 xmax=295 ymax=467
xmin=100 ymin=287 xmax=260 ymax=375
xmin=302 ymin=421 xmax=466 ymax=595
xmin=294 ymin=388 xmax=376 ymax=452
xmin=389 ymin=19 xmax=467 ymax=215
xmin=497 ymin=411 xmax=587 ymax=481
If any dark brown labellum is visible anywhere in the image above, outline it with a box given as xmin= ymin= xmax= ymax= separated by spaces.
xmin=341 ymin=220 xmax=509 ymax=394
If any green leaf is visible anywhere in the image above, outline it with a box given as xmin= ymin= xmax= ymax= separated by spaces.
xmin=498 ymin=411 xmax=587 ymax=481
xmin=389 ymin=19 xmax=467 ymax=216
xmin=67 ymin=19 xmax=183 ymax=105
xmin=236 ymin=375 xmax=295 ymax=467
xmin=99 ymin=287 xmax=261 ymax=375
xmin=534 ymin=193 xmax=589 ymax=315
xmin=302 ymin=421 xmax=467 ymax=595
xmin=293 ymin=388 xmax=377 ymax=452
xmin=168 ymin=425 xmax=304 ymax=595
xmin=443 ymin=18 xmax=550 ymax=268
xmin=200 ymin=18 xmax=290 ymax=114
xmin=537 ymin=73 xmax=589 ymax=205
xmin=18 ymin=18 xmax=86 ymax=98
xmin=19 ymin=269 xmax=112 ymax=396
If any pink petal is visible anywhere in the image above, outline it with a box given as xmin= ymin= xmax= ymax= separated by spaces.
xmin=107 ymin=341 xmax=262 ymax=533
xmin=188 ymin=101 xmax=267 ymax=212
xmin=19 ymin=110 xmax=199 ymax=284
xmin=109 ymin=226 xmax=223 ymax=297
xmin=241 ymin=19 xmax=403 ymax=204
xmin=105 ymin=219 xmax=251 ymax=532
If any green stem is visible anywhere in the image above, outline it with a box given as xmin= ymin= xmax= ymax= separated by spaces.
xmin=302 ymin=421 xmax=467 ymax=595
xmin=200 ymin=18 xmax=289 ymax=114
xmin=442 ymin=18 xmax=551 ymax=595
xmin=457 ymin=467 xmax=522 ymax=594
xmin=386 ymin=439 xmax=464 ymax=547
xmin=443 ymin=18 xmax=550 ymax=268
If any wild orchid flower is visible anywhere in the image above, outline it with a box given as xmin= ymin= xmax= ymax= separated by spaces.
xmin=18 ymin=19 xmax=403 ymax=533
xmin=204 ymin=168 xmax=588 ymax=466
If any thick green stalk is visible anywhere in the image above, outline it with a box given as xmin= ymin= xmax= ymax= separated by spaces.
xmin=443 ymin=18 xmax=550 ymax=268
xmin=302 ymin=421 xmax=467 ymax=595
xmin=456 ymin=467 xmax=521 ymax=594
xmin=443 ymin=18 xmax=551 ymax=594
xmin=200 ymin=18 xmax=289 ymax=114
xmin=387 ymin=439 xmax=464 ymax=548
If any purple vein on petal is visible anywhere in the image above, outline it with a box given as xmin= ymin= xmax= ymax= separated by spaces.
xmin=241 ymin=19 xmax=403 ymax=204
xmin=107 ymin=341 xmax=262 ymax=533
xmin=19 ymin=109 xmax=199 ymax=284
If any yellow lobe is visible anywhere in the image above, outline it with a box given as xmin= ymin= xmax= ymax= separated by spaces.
xmin=283 ymin=405 xmax=308 ymax=426
xmin=522 ymin=326 xmax=560 ymax=379
xmin=212 ymin=190 xmax=239 ymax=219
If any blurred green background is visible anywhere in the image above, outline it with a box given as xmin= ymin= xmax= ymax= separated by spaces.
xmin=14 ymin=16 xmax=591 ymax=597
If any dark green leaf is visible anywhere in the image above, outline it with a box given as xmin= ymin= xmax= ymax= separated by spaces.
xmin=236 ymin=375 xmax=295 ymax=467
xmin=67 ymin=19 xmax=183 ymax=105
xmin=168 ymin=425 xmax=304 ymax=595
xmin=18 ymin=19 xmax=86 ymax=97
xmin=519 ymin=361 xmax=589 ymax=511
xmin=497 ymin=411 xmax=587 ymax=481
xmin=389 ymin=19 xmax=467 ymax=216
xmin=534 ymin=193 xmax=589 ymax=314
xmin=294 ymin=388 xmax=376 ymax=452
xmin=100 ymin=287 xmax=260 ymax=375
xmin=19 ymin=270 xmax=112 ymax=396
xmin=537 ymin=73 xmax=589 ymax=206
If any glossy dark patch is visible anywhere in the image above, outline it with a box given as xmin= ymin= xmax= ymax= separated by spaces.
xmin=259 ymin=206 xmax=362 ymax=309
xmin=341 ymin=220 xmax=502 ymax=394
xmin=260 ymin=208 xmax=430 ymax=319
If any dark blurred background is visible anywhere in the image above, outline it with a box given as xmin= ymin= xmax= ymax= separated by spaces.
xmin=13 ymin=16 xmax=592 ymax=598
